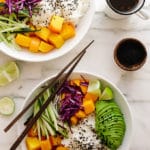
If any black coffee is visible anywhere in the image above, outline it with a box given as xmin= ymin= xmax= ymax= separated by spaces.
xmin=109 ymin=0 xmax=139 ymax=12
xmin=116 ymin=39 xmax=146 ymax=68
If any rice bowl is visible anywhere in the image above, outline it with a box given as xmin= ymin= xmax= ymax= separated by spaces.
xmin=17 ymin=71 xmax=133 ymax=150
xmin=0 ymin=0 xmax=95 ymax=62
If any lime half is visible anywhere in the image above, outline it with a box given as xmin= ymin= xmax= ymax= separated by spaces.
xmin=0 ymin=97 xmax=15 ymax=116
xmin=0 ymin=62 xmax=20 ymax=86
xmin=100 ymin=87 xmax=113 ymax=100
xmin=87 ymin=80 xmax=101 ymax=97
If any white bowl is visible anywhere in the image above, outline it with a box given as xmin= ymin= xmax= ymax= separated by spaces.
xmin=17 ymin=71 xmax=133 ymax=150
xmin=0 ymin=0 xmax=95 ymax=62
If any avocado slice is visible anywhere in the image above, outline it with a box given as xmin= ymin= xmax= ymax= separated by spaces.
xmin=96 ymin=100 xmax=121 ymax=116
xmin=95 ymin=100 xmax=126 ymax=150
xmin=96 ymin=109 xmax=123 ymax=119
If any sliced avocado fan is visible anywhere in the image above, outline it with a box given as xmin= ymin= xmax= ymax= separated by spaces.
xmin=95 ymin=100 xmax=126 ymax=150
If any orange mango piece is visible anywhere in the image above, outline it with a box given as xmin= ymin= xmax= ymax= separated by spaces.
xmin=29 ymin=37 xmax=41 ymax=53
xmin=15 ymin=34 xmax=31 ymax=48
xmin=49 ymin=15 xmax=64 ymax=33
xmin=56 ymin=146 xmax=69 ymax=150
xmin=26 ymin=137 xmax=41 ymax=150
xmin=39 ymin=41 xmax=54 ymax=53
xmin=49 ymin=33 xmax=64 ymax=48
xmin=61 ymin=22 xmax=76 ymax=40
xmin=84 ymin=93 xmax=98 ymax=102
xmin=75 ymin=110 xmax=86 ymax=118
xmin=40 ymin=139 xmax=52 ymax=150
xmin=70 ymin=116 xmax=78 ymax=125
xmin=35 ymin=27 xmax=51 ymax=42
xmin=50 ymin=136 xmax=62 ymax=146
xmin=0 ymin=0 xmax=5 ymax=3
xmin=83 ymin=99 xmax=95 ymax=115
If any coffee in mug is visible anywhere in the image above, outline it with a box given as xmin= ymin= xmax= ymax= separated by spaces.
xmin=105 ymin=0 xmax=149 ymax=19
xmin=109 ymin=0 xmax=139 ymax=12
xmin=114 ymin=38 xmax=147 ymax=71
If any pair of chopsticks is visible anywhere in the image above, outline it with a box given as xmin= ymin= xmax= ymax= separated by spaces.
xmin=4 ymin=40 xmax=94 ymax=150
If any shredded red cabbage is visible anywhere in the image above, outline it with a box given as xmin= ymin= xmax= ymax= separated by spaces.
xmin=58 ymin=81 xmax=85 ymax=123
xmin=0 ymin=0 xmax=41 ymax=16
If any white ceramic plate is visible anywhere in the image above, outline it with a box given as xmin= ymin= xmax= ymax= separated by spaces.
xmin=0 ymin=0 xmax=95 ymax=62
xmin=17 ymin=71 xmax=133 ymax=150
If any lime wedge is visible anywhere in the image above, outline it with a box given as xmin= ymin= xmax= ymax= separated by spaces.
xmin=100 ymin=87 xmax=113 ymax=100
xmin=0 ymin=97 xmax=15 ymax=116
xmin=0 ymin=61 xmax=20 ymax=86
xmin=87 ymin=80 xmax=101 ymax=97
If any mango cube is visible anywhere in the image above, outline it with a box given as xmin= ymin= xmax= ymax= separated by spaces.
xmin=39 ymin=41 xmax=54 ymax=53
xmin=75 ymin=110 xmax=86 ymax=118
xmin=15 ymin=34 xmax=31 ymax=48
xmin=49 ymin=33 xmax=64 ymax=48
xmin=50 ymin=136 xmax=62 ymax=146
xmin=49 ymin=15 xmax=64 ymax=33
xmin=29 ymin=37 xmax=41 ymax=53
xmin=0 ymin=0 xmax=5 ymax=3
xmin=70 ymin=116 xmax=78 ymax=125
xmin=35 ymin=27 xmax=51 ymax=42
xmin=84 ymin=93 xmax=98 ymax=102
xmin=26 ymin=137 xmax=41 ymax=150
xmin=56 ymin=146 xmax=68 ymax=150
xmin=40 ymin=139 xmax=52 ymax=150
xmin=61 ymin=22 xmax=76 ymax=40
xmin=83 ymin=100 xmax=95 ymax=115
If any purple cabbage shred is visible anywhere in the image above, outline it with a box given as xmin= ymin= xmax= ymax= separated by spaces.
xmin=0 ymin=0 xmax=41 ymax=16
xmin=58 ymin=81 xmax=86 ymax=123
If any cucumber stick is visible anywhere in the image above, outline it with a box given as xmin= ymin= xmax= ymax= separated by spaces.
xmin=0 ymin=97 xmax=15 ymax=116
xmin=33 ymin=86 xmax=68 ymax=138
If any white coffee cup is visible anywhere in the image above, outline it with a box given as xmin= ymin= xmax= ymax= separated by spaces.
xmin=105 ymin=0 xmax=150 ymax=19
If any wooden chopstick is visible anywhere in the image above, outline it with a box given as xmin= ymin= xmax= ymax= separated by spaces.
xmin=10 ymin=46 xmax=85 ymax=150
xmin=9 ymin=40 xmax=94 ymax=150
xmin=4 ymin=40 xmax=94 ymax=133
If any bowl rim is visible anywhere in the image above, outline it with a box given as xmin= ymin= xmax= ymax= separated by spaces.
xmin=19 ymin=71 xmax=133 ymax=150
xmin=0 ymin=0 xmax=95 ymax=62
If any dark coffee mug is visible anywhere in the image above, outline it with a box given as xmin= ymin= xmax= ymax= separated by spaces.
xmin=114 ymin=38 xmax=147 ymax=71
xmin=105 ymin=0 xmax=149 ymax=19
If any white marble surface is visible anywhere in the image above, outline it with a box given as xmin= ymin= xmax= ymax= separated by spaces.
xmin=1 ymin=0 xmax=150 ymax=150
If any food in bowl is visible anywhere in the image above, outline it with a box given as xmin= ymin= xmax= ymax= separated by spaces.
xmin=0 ymin=0 xmax=90 ymax=53
xmin=32 ymin=0 xmax=90 ymax=27
xmin=21 ymin=72 xmax=132 ymax=150
xmin=0 ymin=1 xmax=94 ymax=62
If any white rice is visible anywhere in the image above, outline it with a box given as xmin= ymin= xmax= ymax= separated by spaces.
xmin=32 ymin=0 xmax=90 ymax=27
xmin=62 ymin=114 xmax=108 ymax=150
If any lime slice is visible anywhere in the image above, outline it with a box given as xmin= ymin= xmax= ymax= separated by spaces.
xmin=87 ymin=80 xmax=101 ymax=97
xmin=100 ymin=87 xmax=113 ymax=100
xmin=0 ymin=97 xmax=15 ymax=116
xmin=0 ymin=61 xmax=20 ymax=86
